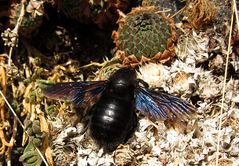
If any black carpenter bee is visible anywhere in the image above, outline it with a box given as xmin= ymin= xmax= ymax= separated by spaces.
xmin=42 ymin=68 xmax=195 ymax=152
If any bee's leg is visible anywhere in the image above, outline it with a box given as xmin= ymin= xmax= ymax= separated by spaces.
xmin=137 ymin=79 xmax=149 ymax=88
xmin=124 ymin=111 xmax=138 ymax=143
xmin=79 ymin=107 xmax=93 ymax=134
xmin=137 ymin=79 xmax=165 ymax=92
xmin=79 ymin=117 xmax=90 ymax=134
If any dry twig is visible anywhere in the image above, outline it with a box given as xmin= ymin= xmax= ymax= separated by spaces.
xmin=215 ymin=1 xmax=235 ymax=165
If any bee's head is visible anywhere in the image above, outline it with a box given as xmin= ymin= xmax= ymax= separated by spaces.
xmin=108 ymin=68 xmax=137 ymax=94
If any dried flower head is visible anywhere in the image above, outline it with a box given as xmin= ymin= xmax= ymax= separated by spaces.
xmin=1 ymin=28 xmax=19 ymax=47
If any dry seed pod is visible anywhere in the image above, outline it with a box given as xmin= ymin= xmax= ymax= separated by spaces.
xmin=112 ymin=7 xmax=176 ymax=66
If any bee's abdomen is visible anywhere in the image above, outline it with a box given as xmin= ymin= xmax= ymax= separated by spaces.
xmin=90 ymin=95 xmax=137 ymax=152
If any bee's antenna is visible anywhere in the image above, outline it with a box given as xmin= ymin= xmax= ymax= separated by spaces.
xmin=0 ymin=90 xmax=50 ymax=166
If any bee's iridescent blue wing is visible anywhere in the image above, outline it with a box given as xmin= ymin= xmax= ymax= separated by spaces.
xmin=135 ymin=87 xmax=195 ymax=120
xmin=42 ymin=81 xmax=107 ymax=106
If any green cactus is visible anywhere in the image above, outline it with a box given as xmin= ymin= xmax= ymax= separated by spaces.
xmin=115 ymin=7 xmax=175 ymax=59
xmin=24 ymin=118 xmax=46 ymax=147
xmin=19 ymin=141 xmax=42 ymax=166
